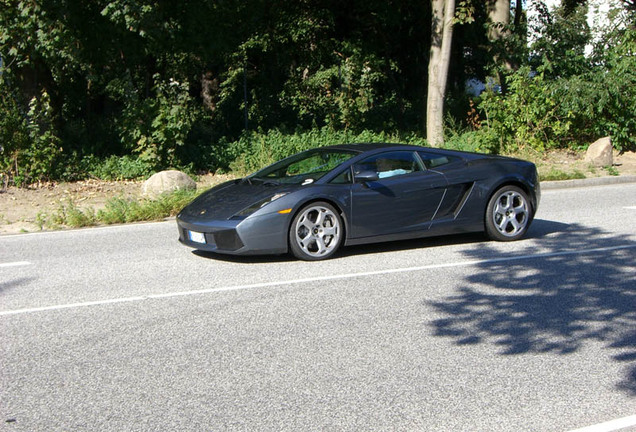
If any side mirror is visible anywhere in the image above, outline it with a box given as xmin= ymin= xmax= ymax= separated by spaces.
xmin=354 ymin=170 xmax=379 ymax=183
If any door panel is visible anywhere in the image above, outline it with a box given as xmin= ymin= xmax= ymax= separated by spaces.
xmin=417 ymin=151 xmax=476 ymax=221
xmin=350 ymin=170 xmax=447 ymax=238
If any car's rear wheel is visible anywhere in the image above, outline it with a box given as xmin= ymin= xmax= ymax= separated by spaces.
xmin=485 ymin=185 xmax=533 ymax=241
xmin=289 ymin=202 xmax=343 ymax=260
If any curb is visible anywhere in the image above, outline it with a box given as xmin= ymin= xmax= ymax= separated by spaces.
xmin=541 ymin=175 xmax=636 ymax=190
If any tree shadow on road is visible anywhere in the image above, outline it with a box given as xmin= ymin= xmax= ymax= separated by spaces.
xmin=0 ymin=277 xmax=36 ymax=297
xmin=428 ymin=221 xmax=636 ymax=395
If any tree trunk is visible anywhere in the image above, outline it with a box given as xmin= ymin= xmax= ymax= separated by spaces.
xmin=488 ymin=0 xmax=511 ymax=41
xmin=513 ymin=0 xmax=523 ymax=28
xmin=426 ymin=0 xmax=455 ymax=147
xmin=488 ymin=0 xmax=513 ymax=78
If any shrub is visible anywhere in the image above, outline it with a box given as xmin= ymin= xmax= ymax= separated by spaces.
xmin=89 ymin=155 xmax=154 ymax=181
xmin=0 ymin=87 xmax=63 ymax=186
xmin=97 ymin=189 xmax=198 ymax=224
xmin=226 ymin=128 xmax=428 ymax=174
xmin=118 ymin=74 xmax=199 ymax=170
xmin=478 ymin=66 xmax=575 ymax=153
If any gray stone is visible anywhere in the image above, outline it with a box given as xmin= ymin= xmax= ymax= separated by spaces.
xmin=584 ymin=137 xmax=613 ymax=167
xmin=142 ymin=170 xmax=196 ymax=198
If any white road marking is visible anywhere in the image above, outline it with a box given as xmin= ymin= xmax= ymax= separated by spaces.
xmin=0 ymin=220 xmax=173 ymax=239
xmin=1 ymin=244 xmax=634 ymax=317
xmin=0 ymin=261 xmax=31 ymax=268
xmin=566 ymin=415 xmax=636 ymax=432
xmin=625 ymin=206 xmax=636 ymax=210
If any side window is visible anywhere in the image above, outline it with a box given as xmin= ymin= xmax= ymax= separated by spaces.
xmin=354 ymin=151 xmax=422 ymax=179
xmin=330 ymin=167 xmax=352 ymax=184
xmin=418 ymin=152 xmax=460 ymax=169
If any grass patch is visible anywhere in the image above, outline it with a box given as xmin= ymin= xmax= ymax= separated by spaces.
xmin=539 ymin=169 xmax=586 ymax=182
xmin=605 ymin=165 xmax=619 ymax=176
xmin=97 ymin=189 xmax=198 ymax=224
xmin=36 ymin=189 xmax=200 ymax=229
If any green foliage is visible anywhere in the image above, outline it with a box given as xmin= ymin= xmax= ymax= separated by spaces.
xmin=605 ymin=165 xmax=619 ymax=177
xmin=97 ymin=189 xmax=199 ymax=224
xmin=443 ymin=129 xmax=496 ymax=154
xmin=556 ymin=26 xmax=636 ymax=152
xmin=281 ymin=44 xmax=403 ymax=130
xmin=478 ymin=66 xmax=575 ymax=153
xmin=226 ymin=128 xmax=428 ymax=174
xmin=466 ymin=5 xmax=636 ymax=154
xmin=539 ymin=168 xmax=586 ymax=182
xmin=454 ymin=1 xmax=476 ymax=25
xmin=22 ymin=92 xmax=63 ymax=180
xmin=0 ymin=85 xmax=63 ymax=186
xmin=1 ymin=0 xmax=634 ymax=184
xmin=89 ymin=155 xmax=153 ymax=181
xmin=0 ymin=84 xmax=29 ymax=183
xmin=35 ymin=200 xmax=96 ymax=230
xmin=118 ymin=74 xmax=199 ymax=169
xmin=60 ymin=201 xmax=98 ymax=228
xmin=36 ymin=189 xmax=199 ymax=229
xmin=528 ymin=2 xmax=591 ymax=78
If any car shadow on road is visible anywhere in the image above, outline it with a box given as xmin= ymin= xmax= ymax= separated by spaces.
xmin=525 ymin=218 xmax=572 ymax=238
xmin=427 ymin=222 xmax=636 ymax=395
xmin=338 ymin=218 xmax=571 ymax=258
xmin=325 ymin=218 xmax=565 ymax=258
xmin=192 ymin=249 xmax=297 ymax=264
xmin=191 ymin=219 xmax=570 ymax=263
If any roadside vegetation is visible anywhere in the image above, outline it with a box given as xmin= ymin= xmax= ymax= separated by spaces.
xmin=30 ymin=158 xmax=600 ymax=231
xmin=34 ymin=189 xmax=201 ymax=229
xmin=1 ymin=1 xmax=634 ymax=193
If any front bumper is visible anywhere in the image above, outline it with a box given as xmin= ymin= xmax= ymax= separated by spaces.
xmin=176 ymin=212 xmax=290 ymax=256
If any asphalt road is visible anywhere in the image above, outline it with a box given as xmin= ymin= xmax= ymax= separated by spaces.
xmin=1 ymin=183 xmax=635 ymax=432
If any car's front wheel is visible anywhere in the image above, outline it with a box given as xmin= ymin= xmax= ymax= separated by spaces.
xmin=289 ymin=202 xmax=343 ymax=260
xmin=485 ymin=185 xmax=533 ymax=241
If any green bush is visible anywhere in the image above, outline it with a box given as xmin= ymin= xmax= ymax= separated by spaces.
xmin=118 ymin=74 xmax=200 ymax=170
xmin=36 ymin=189 xmax=200 ymax=229
xmin=89 ymin=155 xmax=154 ymax=181
xmin=281 ymin=43 xmax=403 ymax=131
xmin=97 ymin=189 xmax=198 ymax=224
xmin=556 ymin=27 xmax=636 ymax=152
xmin=0 ymin=87 xmax=63 ymax=186
xmin=226 ymin=128 xmax=428 ymax=174
xmin=477 ymin=66 xmax=575 ymax=153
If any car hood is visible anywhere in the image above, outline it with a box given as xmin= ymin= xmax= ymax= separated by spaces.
xmin=179 ymin=180 xmax=299 ymax=220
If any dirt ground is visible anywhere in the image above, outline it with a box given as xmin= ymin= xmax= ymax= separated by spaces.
xmin=1 ymin=151 xmax=635 ymax=235
xmin=0 ymin=173 xmax=233 ymax=235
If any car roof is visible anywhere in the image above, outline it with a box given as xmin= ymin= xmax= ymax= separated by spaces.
xmin=324 ymin=142 xmax=497 ymax=162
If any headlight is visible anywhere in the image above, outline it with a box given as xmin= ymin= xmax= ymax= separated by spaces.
xmin=234 ymin=193 xmax=288 ymax=217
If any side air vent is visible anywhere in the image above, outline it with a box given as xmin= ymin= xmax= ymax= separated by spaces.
xmin=452 ymin=182 xmax=475 ymax=219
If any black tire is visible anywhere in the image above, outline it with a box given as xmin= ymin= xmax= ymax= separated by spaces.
xmin=485 ymin=185 xmax=533 ymax=241
xmin=289 ymin=202 xmax=343 ymax=261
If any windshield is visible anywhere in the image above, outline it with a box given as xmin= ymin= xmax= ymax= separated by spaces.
xmin=249 ymin=149 xmax=358 ymax=185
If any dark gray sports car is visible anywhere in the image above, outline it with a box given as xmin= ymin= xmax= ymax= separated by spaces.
xmin=177 ymin=143 xmax=540 ymax=260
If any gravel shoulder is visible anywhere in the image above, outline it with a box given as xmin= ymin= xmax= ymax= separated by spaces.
xmin=1 ymin=151 xmax=635 ymax=236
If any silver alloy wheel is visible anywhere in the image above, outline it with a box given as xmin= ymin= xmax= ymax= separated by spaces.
xmin=492 ymin=190 xmax=529 ymax=237
xmin=293 ymin=205 xmax=341 ymax=258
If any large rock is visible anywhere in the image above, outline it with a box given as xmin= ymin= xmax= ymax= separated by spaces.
xmin=584 ymin=137 xmax=613 ymax=167
xmin=142 ymin=170 xmax=196 ymax=198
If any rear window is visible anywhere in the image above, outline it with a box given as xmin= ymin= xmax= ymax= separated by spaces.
xmin=418 ymin=152 xmax=460 ymax=169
